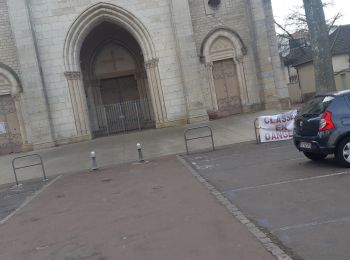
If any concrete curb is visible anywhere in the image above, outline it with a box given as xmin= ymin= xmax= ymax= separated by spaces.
xmin=177 ymin=155 xmax=293 ymax=260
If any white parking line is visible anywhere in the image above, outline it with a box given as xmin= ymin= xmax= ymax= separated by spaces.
xmin=272 ymin=216 xmax=350 ymax=233
xmin=224 ymin=170 xmax=350 ymax=193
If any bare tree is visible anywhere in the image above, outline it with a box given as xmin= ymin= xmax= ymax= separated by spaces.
xmin=303 ymin=0 xmax=336 ymax=93
xmin=275 ymin=0 xmax=342 ymax=56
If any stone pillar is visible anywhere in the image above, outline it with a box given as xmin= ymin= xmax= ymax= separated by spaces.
xmin=145 ymin=59 xmax=167 ymax=127
xmin=246 ymin=0 xmax=290 ymax=110
xmin=84 ymin=78 xmax=99 ymax=133
xmin=13 ymin=94 xmax=31 ymax=151
xmin=7 ymin=0 xmax=55 ymax=149
xmin=205 ymin=62 xmax=218 ymax=111
xmin=169 ymin=0 xmax=209 ymax=123
xmin=234 ymin=56 xmax=250 ymax=107
xmin=64 ymin=72 xmax=91 ymax=138
xmin=135 ymin=70 xmax=148 ymax=100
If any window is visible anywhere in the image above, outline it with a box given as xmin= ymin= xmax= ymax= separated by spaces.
xmin=300 ymin=96 xmax=335 ymax=116
xmin=288 ymin=67 xmax=299 ymax=83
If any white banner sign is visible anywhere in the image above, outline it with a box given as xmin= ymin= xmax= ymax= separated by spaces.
xmin=0 ymin=122 xmax=6 ymax=134
xmin=258 ymin=110 xmax=298 ymax=143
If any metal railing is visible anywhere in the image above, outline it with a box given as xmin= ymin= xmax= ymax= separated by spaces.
xmin=93 ymin=98 xmax=154 ymax=137
xmin=184 ymin=126 xmax=215 ymax=155
xmin=12 ymin=154 xmax=48 ymax=186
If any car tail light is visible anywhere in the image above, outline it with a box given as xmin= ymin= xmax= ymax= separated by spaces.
xmin=319 ymin=111 xmax=335 ymax=131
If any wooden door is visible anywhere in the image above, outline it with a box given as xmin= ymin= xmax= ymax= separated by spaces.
xmin=100 ymin=75 xmax=139 ymax=105
xmin=0 ymin=95 xmax=22 ymax=155
xmin=212 ymin=59 xmax=242 ymax=118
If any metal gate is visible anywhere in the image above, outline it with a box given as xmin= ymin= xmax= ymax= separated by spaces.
xmin=0 ymin=95 xmax=22 ymax=155
xmin=93 ymin=98 xmax=155 ymax=137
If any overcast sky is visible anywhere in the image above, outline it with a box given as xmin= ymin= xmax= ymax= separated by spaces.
xmin=271 ymin=0 xmax=350 ymax=26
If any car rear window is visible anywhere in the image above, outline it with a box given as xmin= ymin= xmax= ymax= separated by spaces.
xmin=300 ymin=96 xmax=335 ymax=116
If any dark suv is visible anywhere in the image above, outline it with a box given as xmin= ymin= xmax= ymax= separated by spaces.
xmin=294 ymin=90 xmax=350 ymax=167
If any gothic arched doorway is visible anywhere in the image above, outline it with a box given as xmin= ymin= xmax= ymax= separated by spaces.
xmin=63 ymin=3 xmax=167 ymax=139
xmin=201 ymin=28 xmax=248 ymax=119
xmin=80 ymin=22 xmax=154 ymax=137
xmin=0 ymin=64 xmax=27 ymax=154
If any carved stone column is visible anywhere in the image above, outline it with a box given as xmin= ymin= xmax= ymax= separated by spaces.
xmin=145 ymin=59 xmax=167 ymax=127
xmin=205 ymin=62 xmax=218 ymax=111
xmin=85 ymin=78 xmax=100 ymax=132
xmin=64 ymin=72 xmax=91 ymax=137
xmin=234 ymin=56 xmax=249 ymax=106
xmin=134 ymin=70 xmax=148 ymax=100
xmin=13 ymin=94 xmax=31 ymax=151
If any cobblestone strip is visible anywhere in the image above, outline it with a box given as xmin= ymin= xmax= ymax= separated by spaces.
xmin=177 ymin=155 xmax=293 ymax=260
xmin=0 ymin=176 xmax=61 ymax=225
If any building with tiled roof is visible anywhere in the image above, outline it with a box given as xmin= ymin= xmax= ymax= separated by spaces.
xmin=284 ymin=25 xmax=350 ymax=103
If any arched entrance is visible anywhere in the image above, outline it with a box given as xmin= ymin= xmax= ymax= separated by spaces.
xmin=80 ymin=22 xmax=154 ymax=136
xmin=201 ymin=28 xmax=248 ymax=119
xmin=0 ymin=64 xmax=27 ymax=155
xmin=63 ymin=3 xmax=167 ymax=138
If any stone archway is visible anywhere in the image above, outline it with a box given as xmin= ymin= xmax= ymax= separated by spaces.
xmin=0 ymin=64 xmax=28 ymax=154
xmin=63 ymin=2 xmax=167 ymax=138
xmin=79 ymin=22 xmax=155 ymax=136
xmin=201 ymin=28 xmax=249 ymax=118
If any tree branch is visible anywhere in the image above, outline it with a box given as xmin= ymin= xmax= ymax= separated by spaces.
xmin=327 ymin=12 xmax=343 ymax=32
xmin=274 ymin=19 xmax=295 ymax=40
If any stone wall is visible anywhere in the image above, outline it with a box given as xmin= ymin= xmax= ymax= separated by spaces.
xmin=6 ymin=0 xmax=206 ymax=144
xmin=188 ymin=0 xmax=263 ymax=110
xmin=7 ymin=0 xmax=55 ymax=149
xmin=188 ymin=0 xmax=289 ymax=111
xmin=0 ymin=0 xmax=19 ymax=73
xmin=23 ymin=0 xmax=193 ymax=140
xmin=2 ymin=0 xmax=289 ymax=148
xmin=245 ymin=0 xmax=289 ymax=107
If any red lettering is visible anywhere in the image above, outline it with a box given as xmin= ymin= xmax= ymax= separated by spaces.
xmin=271 ymin=133 xmax=277 ymax=140
xmin=276 ymin=124 xmax=288 ymax=131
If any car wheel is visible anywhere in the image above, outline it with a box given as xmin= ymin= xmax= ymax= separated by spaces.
xmin=303 ymin=151 xmax=328 ymax=161
xmin=335 ymin=138 xmax=350 ymax=167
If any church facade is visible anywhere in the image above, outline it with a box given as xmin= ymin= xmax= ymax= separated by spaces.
xmin=0 ymin=0 xmax=289 ymax=153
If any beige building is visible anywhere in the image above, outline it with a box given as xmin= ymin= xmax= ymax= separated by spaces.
xmin=285 ymin=25 xmax=350 ymax=103
xmin=0 ymin=0 xmax=288 ymax=154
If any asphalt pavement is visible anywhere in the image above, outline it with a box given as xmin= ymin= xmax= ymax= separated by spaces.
xmin=185 ymin=140 xmax=350 ymax=260
xmin=0 ymin=156 xmax=276 ymax=260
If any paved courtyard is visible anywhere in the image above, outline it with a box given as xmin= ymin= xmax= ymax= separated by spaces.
xmin=185 ymin=140 xmax=350 ymax=260
xmin=0 ymin=156 xmax=275 ymax=260
xmin=0 ymin=110 xmax=277 ymax=185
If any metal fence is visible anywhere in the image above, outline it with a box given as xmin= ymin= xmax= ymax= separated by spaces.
xmin=93 ymin=98 xmax=155 ymax=137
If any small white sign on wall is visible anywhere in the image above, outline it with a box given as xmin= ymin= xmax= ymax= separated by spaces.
xmin=0 ymin=122 xmax=7 ymax=134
